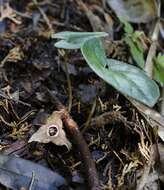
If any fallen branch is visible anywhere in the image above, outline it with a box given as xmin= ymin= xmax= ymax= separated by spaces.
xmin=61 ymin=110 xmax=100 ymax=190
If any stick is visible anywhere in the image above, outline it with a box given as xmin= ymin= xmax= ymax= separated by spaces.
xmin=62 ymin=111 xmax=100 ymax=190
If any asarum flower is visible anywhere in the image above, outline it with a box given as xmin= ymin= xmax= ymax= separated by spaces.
xmin=29 ymin=111 xmax=71 ymax=150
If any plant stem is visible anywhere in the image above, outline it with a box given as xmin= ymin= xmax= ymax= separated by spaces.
xmin=144 ymin=41 xmax=157 ymax=78
xmin=144 ymin=22 xmax=160 ymax=78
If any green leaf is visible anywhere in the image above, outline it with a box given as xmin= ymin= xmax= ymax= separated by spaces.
xmin=156 ymin=54 xmax=164 ymax=68
xmin=121 ymin=19 xmax=145 ymax=68
xmin=54 ymin=40 xmax=82 ymax=49
xmin=52 ymin=31 xmax=108 ymax=49
xmin=119 ymin=18 xmax=134 ymax=34
xmin=154 ymin=66 xmax=164 ymax=84
xmin=125 ymin=36 xmax=145 ymax=68
xmin=81 ymin=38 xmax=159 ymax=107
xmin=154 ymin=54 xmax=164 ymax=84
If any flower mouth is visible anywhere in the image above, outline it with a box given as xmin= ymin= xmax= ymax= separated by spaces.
xmin=47 ymin=125 xmax=59 ymax=137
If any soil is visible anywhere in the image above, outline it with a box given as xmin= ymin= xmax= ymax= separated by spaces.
xmin=0 ymin=0 xmax=163 ymax=190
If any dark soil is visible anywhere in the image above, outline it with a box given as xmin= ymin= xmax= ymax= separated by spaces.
xmin=0 ymin=0 xmax=163 ymax=190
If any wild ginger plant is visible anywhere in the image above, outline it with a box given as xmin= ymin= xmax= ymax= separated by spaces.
xmin=52 ymin=32 xmax=160 ymax=107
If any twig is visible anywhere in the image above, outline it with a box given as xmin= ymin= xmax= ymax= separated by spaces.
xmin=127 ymin=97 xmax=164 ymax=129
xmin=144 ymin=22 xmax=160 ymax=77
xmin=48 ymin=95 xmax=100 ymax=190
xmin=143 ymin=3 xmax=164 ymax=138
xmin=13 ymin=10 xmax=83 ymax=31
xmin=17 ymin=110 xmax=36 ymax=126
xmin=0 ymin=2 xmax=21 ymax=24
xmin=29 ymin=171 xmax=35 ymax=190
xmin=0 ymin=115 xmax=14 ymax=127
xmin=144 ymin=0 xmax=161 ymax=77
xmin=32 ymin=0 xmax=52 ymax=30
xmin=64 ymin=62 xmax=72 ymax=112
xmin=144 ymin=41 xmax=157 ymax=77
xmin=62 ymin=110 xmax=100 ymax=190
xmin=144 ymin=0 xmax=160 ymax=77
xmin=127 ymin=97 xmax=164 ymax=142
xmin=90 ymin=111 xmax=133 ymax=130
xmin=0 ymin=92 xmax=31 ymax=107
xmin=136 ymin=144 xmax=159 ymax=190
xmin=82 ymin=97 xmax=97 ymax=133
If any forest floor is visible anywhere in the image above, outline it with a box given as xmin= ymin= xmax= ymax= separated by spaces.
xmin=0 ymin=0 xmax=164 ymax=190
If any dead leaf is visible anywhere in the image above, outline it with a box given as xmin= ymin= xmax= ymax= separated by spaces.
xmin=77 ymin=0 xmax=113 ymax=38
xmin=158 ymin=143 xmax=164 ymax=183
xmin=0 ymin=46 xmax=24 ymax=67
xmin=136 ymin=144 xmax=160 ymax=190
xmin=106 ymin=0 xmax=158 ymax=23
xmin=0 ymin=154 xmax=67 ymax=190
xmin=128 ymin=98 xmax=164 ymax=142
xmin=0 ymin=3 xmax=21 ymax=24
xmin=29 ymin=111 xmax=72 ymax=150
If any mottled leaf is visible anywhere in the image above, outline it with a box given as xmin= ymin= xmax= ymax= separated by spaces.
xmin=81 ymin=38 xmax=159 ymax=107
xmin=52 ymin=31 xmax=108 ymax=49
